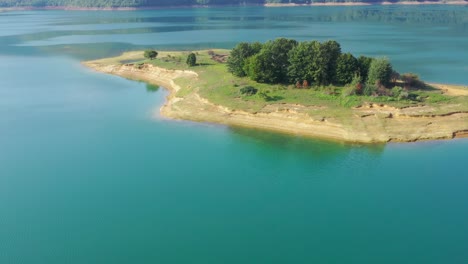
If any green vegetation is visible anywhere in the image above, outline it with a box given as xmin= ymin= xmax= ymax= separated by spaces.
xmin=143 ymin=50 xmax=158 ymax=60
xmin=186 ymin=53 xmax=197 ymax=67
xmin=367 ymin=57 xmax=393 ymax=87
xmin=227 ymin=42 xmax=262 ymax=77
xmin=225 ymin=38 xmax=461 ymax=111
xmin=244 ymin=38 xmax=297 ymax=84
xmin=0 ymin=0 xmax=462 ymax=8
xmin=132 ymin=46 xmax=463 ymax=118
xmin=229 ymin=38 xmax=401 ymax=96
xmin=240 ymin=86 xmax=258 ymax=96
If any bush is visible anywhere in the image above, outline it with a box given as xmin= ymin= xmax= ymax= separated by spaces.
xmin=144 ymin=50 xmax=158 ymax=60
xmin=399 ymin=91 xmax=410 ymax=100
xmin=240 ymin=86 xmax=258 ymax=96
xmin=363 ymin=84 xmax=377 ymax=96
xmin=401 ymin=73 xmax=425 ymax=89
xmin=391 ymin=86 xmax=404 ymax=98
xmin=350 ymin=74 xmax=363 ymax=95
xmin=367 ymin=57 xmax=393 ymax=87
xmin=186 ymin=53 xmax=197 ymax=67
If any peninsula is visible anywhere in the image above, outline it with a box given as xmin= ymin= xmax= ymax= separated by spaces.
xmin=84 ymin=41 xmax=468 ymax=143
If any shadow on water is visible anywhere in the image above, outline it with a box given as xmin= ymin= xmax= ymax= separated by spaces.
xmin=228 ymin=126 xmax=386 ymax=161
xmin=145 ymin=84 xmax=160 ymax=93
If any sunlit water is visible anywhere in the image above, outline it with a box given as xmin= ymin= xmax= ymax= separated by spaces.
xmin=1 ymin=6 xmax=467 ymax=263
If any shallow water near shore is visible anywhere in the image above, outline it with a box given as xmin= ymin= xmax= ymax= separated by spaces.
xmin=1 ymin=6 xmax=468 ymax=263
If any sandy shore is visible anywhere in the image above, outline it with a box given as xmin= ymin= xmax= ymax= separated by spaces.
xmin=83 ymin=56 xmax=468 ymax=144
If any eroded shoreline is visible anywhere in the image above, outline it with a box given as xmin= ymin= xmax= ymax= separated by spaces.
xmin=83 ymin=55 xmax=468 ymax=144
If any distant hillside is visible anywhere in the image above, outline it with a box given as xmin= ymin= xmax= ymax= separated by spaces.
xmin=0 ymin=0 xmax=466 ymax=8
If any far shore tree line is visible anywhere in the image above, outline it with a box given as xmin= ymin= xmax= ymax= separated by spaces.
xmin=1 ymin=0 xmax=461 ymax=8
xmin=227 ymin=38 xmax=424 ymax=97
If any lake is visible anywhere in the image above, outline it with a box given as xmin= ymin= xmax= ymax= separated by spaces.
xmin=1 ymin=5 xmax=468 ymax=263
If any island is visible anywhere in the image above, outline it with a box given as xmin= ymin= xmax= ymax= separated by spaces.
xmin=83 ymin=39 xmax=468 ymax=143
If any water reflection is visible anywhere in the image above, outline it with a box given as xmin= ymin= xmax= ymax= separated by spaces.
xmin=146 ymin=83 xmax=160 ymax=92
xmin=228 ymin=126 xmax=385 ymax=160
xmin=1 ymin=5 xmax=467 ymax=61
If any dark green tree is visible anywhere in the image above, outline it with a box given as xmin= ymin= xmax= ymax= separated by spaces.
xmin=357 ymin=55 xmax=373 ymax=83
xmin=186 ymin=53 xmax=197 ymax=67
xmin=246 ymin=38 xmax=297 ymax=83
xmin=367 ymin=57 xmax=393 ymax=87
xmin=227 ymin=42 xmax=262 ymax=77
xmin=313 ymin=40 xmax=341 ymax=85
xmin=144 ymin=50 xmax=158 ymax=60
xmin=335 ymin=52 xmax=358 ymax=85
xmin=243 ymin=54 xmax=266 ymax=83
xmin=287 ymin=41 xmax=319 ymax=85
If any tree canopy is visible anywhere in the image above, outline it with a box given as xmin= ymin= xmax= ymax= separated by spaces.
xmin=228 ymin=38 xmax=398 ymax=91
xmin=227 ymin=42 xmax=262 ymax=77
xmin=243 ymin=38 xmax=297 ymax=83
xmin=367 ymin=57 xmax=393 ymax=87
xmin=186 ymin=53 xmax=197 ymax=66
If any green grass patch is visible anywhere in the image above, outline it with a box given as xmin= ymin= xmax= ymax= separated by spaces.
xmin=130 ymin=50 xmax=467 ymax=117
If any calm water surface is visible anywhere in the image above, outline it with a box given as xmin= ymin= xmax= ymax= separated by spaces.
xmin=1 ymin=6 xmax=468 ymax=263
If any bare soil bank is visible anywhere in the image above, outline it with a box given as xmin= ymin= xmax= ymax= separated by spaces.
xmin=83 ymin=57 xmax=468 ymax=143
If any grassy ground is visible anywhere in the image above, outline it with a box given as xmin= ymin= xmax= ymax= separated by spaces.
xmin=127 ymin=49 xmax=468 ymax=118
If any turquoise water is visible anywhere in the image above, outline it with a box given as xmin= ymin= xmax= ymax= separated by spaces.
xmin=1 ymin=6 xmax=468 ymax=263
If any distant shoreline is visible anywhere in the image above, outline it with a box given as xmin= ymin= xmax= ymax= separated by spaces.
xmin=265 ymin=1 xmax=468 ymax=6
xmin=1 ymin=1 xmax=467 ymax=12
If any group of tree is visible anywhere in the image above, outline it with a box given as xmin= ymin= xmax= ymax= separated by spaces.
xmin=227 ymin=38 xmax=396 ymax=93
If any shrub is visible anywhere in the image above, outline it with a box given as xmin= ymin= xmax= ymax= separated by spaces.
xmin=399 ymin=91 xmax=409 ymax=100
xmin=401 ymin=73 xmax=425 ymax=89
xmin=363 ymin=84 xmax=377 ymax=96
xmin=144 ymin=50 xmax=158 ymax=60
xmin=367 ymin=57 xmax=393 ymax=87
xmin=350 ymin=74 xmax=363 ymax=95
xmin=186 ymin=53 xmax=197 ymax=67
xmin=391 ymin=86 xmax=404 ymax=98
xmin=240 ymin=86 xmax=258 ymax=96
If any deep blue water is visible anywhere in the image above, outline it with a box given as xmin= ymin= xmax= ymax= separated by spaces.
xmin=0 ymin=6 xmax=467 ymax=263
